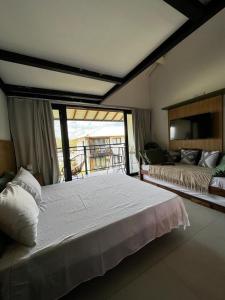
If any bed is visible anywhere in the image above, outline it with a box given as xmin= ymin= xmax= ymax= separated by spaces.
xmin=0 ymin=174 xmax=189 ymax=300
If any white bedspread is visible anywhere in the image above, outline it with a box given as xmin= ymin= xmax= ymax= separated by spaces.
xmin=0 ymin=174 xmax=189 ymax=300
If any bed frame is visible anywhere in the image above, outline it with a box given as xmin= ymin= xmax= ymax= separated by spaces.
xmin=0 ymin=140 xmax=17 ymax=176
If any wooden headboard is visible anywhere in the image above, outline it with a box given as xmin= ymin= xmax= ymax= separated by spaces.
xmin=168 ymin=96 xmax=223 ymax=151
xmin=0 ymin=140 xmax=16 ymax=176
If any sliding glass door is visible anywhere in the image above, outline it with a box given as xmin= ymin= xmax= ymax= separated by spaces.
xmin=53 ymin=105 xmax=138 ymax=181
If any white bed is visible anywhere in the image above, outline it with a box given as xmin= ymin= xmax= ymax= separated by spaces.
xmin=0 ymin=174 xmax=189 ymax=300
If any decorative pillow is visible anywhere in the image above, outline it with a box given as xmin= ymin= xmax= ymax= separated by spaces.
xmin=0 ymin=172 xmax=15 ymax=192
xmin=166 ymin=150 xmax=181 ymax=163
xmin=213 ymin=155 xmax=225 ymax=177
xmin=0 ymin=183 xmax=39 ymax=246
xmin=180 ymin=149 xmax=199 ymax=165
xmin=13 ymin=167 xmax=42 ymax=207
xmin=198 ymin=150 xmax=220 ymax=168
xmin=143 ymin=149 xmax=165 ymax=165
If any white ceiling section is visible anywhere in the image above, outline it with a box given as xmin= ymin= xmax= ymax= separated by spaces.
xmin=0 ymin=0 xmax=187 ymax=78
xmin=0 ymin=61 xmax=115 ymax=95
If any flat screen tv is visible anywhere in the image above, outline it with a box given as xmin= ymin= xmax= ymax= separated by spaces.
xmin=170 ymin=113 xmax=214 ymax=140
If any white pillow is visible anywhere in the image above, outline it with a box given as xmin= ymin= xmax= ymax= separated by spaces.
xmin=0 ymin=183 xmax=39 ymax=246
xmin=13 ymin=167 xmax=42 ymax=207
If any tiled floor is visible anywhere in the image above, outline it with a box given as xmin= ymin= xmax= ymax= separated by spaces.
xmin=63 ymin=199 xmax=225 ymax=300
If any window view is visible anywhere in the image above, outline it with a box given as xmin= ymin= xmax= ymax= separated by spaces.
xmin=53 ymin=107 xmax=138 ymax=180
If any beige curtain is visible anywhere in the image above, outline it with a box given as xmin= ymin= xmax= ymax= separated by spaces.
xmin=132 ymin=108 xmax=151 ymax=160
xmin=8 ymin=97 xmax=59 ymax=185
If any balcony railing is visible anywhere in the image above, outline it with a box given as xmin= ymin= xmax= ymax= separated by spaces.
xmin=57 ymin=143 xmax=128 ymax=180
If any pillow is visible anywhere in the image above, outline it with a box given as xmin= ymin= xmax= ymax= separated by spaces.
xmin=0 ymin=183 xmax=39 ymax=246
xmin=166 ymin=150 xmax=181 ymax=163
xmin=0 ymin=172 xmax=15 ymax=192
xmin=180 ymin=149 xmax=199 ymax=165
xmin=213 ymin=155 xmax=225 ymax=177
xmin=143 ymin=149 xmax=165 ymax=165
xmin=198 ymin=150 xmax=220 ymax=168
xmin=12 ymin=167 xmax=42 ymax=207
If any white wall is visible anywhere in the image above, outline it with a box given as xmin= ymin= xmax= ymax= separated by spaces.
xmin=0 ymin=89 xmax=11 ymax=140
xmin=103 ymin=10 xmax=225 ymax=150
xmin=148 ymin=9 xmax=225 ymax=148
xmin=103 ymin=67 xmax=152 ymax=109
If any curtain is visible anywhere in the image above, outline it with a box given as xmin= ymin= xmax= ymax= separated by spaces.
xmin=8 ymin=97 xmax=59 ymax=185
xmin=132 ymin=108 xmax=151 ymax=160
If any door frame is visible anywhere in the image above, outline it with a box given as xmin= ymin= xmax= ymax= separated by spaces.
xmin=52 ymin=104 xmax=136 ymax=180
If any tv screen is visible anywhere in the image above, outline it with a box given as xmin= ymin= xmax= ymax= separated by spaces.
xmin=170 ymin=113 xmax=214 ymax=140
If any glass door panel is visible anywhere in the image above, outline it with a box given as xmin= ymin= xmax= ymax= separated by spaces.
xmin=127 ymin=114 xmax=139 ymax=174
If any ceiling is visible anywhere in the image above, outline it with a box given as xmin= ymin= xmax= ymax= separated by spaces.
xmin=53 ymin=108 xmax=124 ymax=122
xmin=0 ymin=0 xmax=224 ymax=104
xmin=0 ymin=61 xmax=115 ymax=96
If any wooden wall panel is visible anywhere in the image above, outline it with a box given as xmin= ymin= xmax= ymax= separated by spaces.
xmin=168 ymin=96 xmax=223 ymax=151
xmin=0 ymin=140 xmax=16 ymax=176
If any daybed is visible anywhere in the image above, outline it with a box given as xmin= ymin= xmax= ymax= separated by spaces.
xmin=140 ymin=159 xmax=225 ymax=211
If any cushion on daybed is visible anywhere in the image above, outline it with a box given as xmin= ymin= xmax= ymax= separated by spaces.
xmin=166 ymin=150 xmax=181 ymax=163
xmin=198 ymin=150 xmax=220 ymax=168
xmin=213 ymin=155 xmax=225 ymax=177
xmin=142 ymin=149 xmax=165 ymax=165
xmin=180 ymin=149 xmax=199 ymax=165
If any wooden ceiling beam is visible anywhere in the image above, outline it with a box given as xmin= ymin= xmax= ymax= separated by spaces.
xmin=103 ymin=111 xmax=110 ymax=120
xmin=112 ymin=112 xmax=119 ymax=120
xmin=0 ymin=49 xmax=123 ymax=84
xmin=5 ymin=84 xmax=102 ymax=104
xmin=164 ymin=0 xmax=206 ymax=20
xmin=93 ymin=111 xmax=99 ymax=120
xmin=120 ymin=114 xmax=124 ymax=121
xmin=73 ymin=109 xmax=77 ymax=119
xmin=83 ymin=110 xmax=89 ymax=120
xmin=95 ymin=111 xmax=100 ymax=120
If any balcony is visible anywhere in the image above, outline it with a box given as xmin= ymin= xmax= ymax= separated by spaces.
xmin=57 ymin=143 xmax=131 ymax=180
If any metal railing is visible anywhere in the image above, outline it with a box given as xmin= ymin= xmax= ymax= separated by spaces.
xmin=57 ymin=143 xmax=127 ymax=180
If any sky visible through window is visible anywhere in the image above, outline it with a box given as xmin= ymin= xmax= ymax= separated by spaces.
xmin=54 ymin=120 xmax=125 ymax=140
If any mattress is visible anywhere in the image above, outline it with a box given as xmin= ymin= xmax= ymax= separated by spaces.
xmin=0 ymin=174 xmax=189 ymax=300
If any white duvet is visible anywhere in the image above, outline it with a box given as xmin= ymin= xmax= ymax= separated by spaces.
xmin=0 ymin=174 xmax=189 ymax=300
